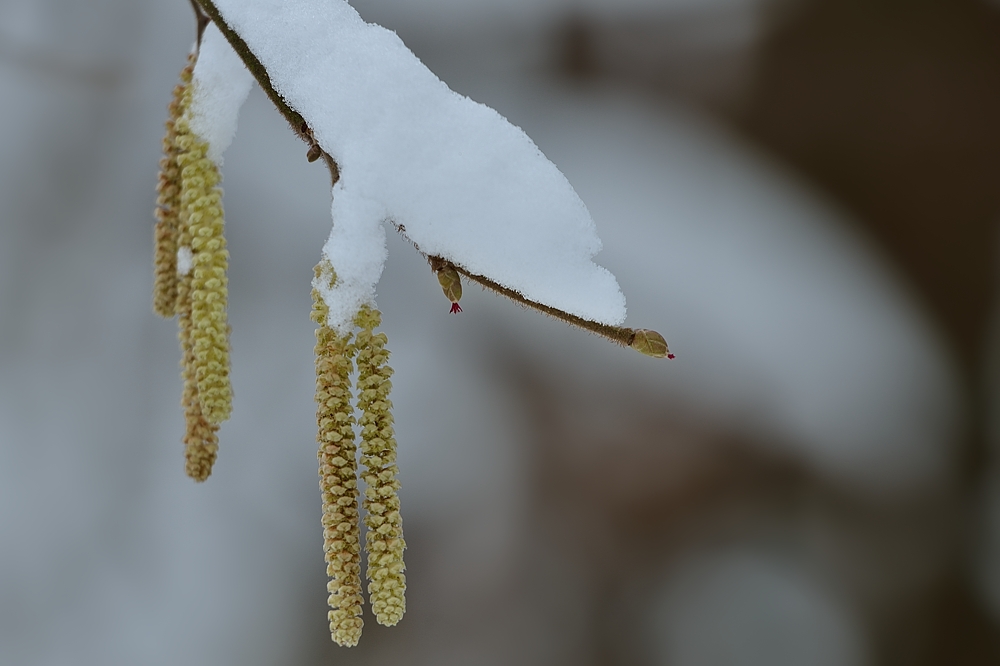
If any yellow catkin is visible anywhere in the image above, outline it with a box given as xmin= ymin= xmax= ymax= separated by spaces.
xmin=353 ymin=305 xmax=406 ymax=627
xmin=312 ymin=263 xmax=365 ymax=647
xmin=166 ymin=57 xmax=219 ymax=482
xmin=175 ymin=83 xmax=232 ymax=425
xmin=178 ymin=264 xmax=219 ymax=482
xmin=153 ymin=57 xmax=195 ymax=318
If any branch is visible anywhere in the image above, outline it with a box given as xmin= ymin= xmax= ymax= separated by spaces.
xmin=429 ymin=256 xmax=637 ymax=346
xmin=192 ymin=0 xmax=340 ymax=185
xmin=187 ymin=0 xmax=670 ymax=357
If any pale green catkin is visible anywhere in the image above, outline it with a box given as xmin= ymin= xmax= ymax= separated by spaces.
xmin=353 ymin=305 xmax=406 ymax=627
xmin=175 ymin=80 xmax=232 ymax=426
xmin=312 ymin=263 xmax=365 ymax=647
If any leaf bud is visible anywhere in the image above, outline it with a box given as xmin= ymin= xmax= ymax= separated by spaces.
xmin=431 ymin=259 xmax=463 ymax=312
xmin=630 ymin=329 xmax=672 ymax=359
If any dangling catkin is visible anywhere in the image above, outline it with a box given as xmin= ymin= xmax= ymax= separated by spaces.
xmin=153 ymin=56 xmax=195 ymax=318
xmin=174 ymin=79 xmax=232 ymax=426
xmin=353 ymin=305 xmax=406 ymax=627
xmin=164 ymin=57 xmax=220 ymax=482
xmin=312 ymin=263 xmax=365 ymax=646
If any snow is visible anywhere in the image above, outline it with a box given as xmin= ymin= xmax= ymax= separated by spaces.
xmin=315 ymin=182 xmax=389 ymax=333
xmin=210 ymin=0 xmax=627 ymax=331
xmin=176 ymin=246 xmax=193 ymax=276
xmin=189 ymin=22 xmax=255 ymax=165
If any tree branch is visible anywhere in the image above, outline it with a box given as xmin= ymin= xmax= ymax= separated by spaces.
xmin=187 ymin=0 xmax=669 ymax=356
xmin=191 ymin=0 xmax=340 ymax=184
xmin=436 ymin=257 xmax=637 ymax=347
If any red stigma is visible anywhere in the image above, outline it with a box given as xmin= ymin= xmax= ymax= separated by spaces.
xmin=450 ymin=302 xmax=462 ymax=314
xmin=667 ymin=353 xmax=676 ymax=360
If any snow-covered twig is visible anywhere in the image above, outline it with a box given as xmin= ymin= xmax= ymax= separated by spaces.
xmin=192 ymin=0 xmax=334 ymax=179
xmin=189 ymin=0 xmax=670 ymax=356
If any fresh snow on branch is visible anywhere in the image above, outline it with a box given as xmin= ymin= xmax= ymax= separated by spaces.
xmin=210 ymin=0 xmax=628 ymax=332
xmin=188 ymin=23 xmax=255 ymax=164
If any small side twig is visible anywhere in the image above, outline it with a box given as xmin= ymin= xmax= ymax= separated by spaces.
xmin=435 ymin=256 xmax=636 ymax=347
xmin=188 ymin=0 xmax=210 ymax=45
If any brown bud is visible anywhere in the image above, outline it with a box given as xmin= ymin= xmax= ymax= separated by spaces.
xmin=630 ymin=329 xmax=671 ymax=358
xmin=306 ymin=144 xmax=323 ymax=163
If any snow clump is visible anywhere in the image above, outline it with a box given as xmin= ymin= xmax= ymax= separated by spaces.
xmin=189 ymin=22 xmax=255 ymax=165
xmin=210 ymin=0 xmax=628 ymax=332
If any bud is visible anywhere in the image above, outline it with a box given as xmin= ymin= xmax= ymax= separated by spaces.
xmin=434 ymin=263 xmax=462 ymax=313
xmin=630 ymin=329 xmax=672 ymax=359
xmin=430 ymin=257 xmax=462 ymax=313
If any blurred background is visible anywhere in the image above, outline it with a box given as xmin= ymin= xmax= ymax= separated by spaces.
xmin=1 ymin=0 xmax=999 ymax=664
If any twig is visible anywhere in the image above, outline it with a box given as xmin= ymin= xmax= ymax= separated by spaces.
xmin=191 ymin=0 xmax=339 ymax=184
xmin=187 ymin=0 xmax=666 ymax=354
xmin=188 ymin=0 xmax=210 ymax=45
xmin=436 ymin=257 xmax=637 ymax=347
